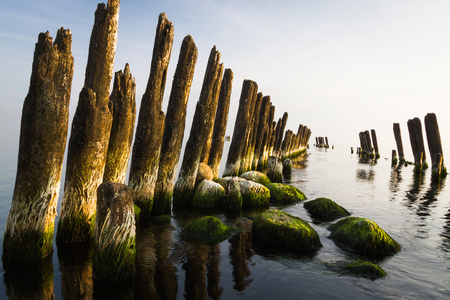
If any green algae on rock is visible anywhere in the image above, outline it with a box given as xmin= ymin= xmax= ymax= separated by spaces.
xmin=240 ymin=171 xmax=271 ymax=186
xmin=328 ymin=217 xmax=401 ymax=257
xmin=252 ymin=209 xmax=322 ymax=252
xmin=181 ymin=216 xmax=236 ymax=243
xmin=220 ymin=177 xmax=243 ymax=210
xmin=192 ymin=180 xmax=226 ymax=209
xmin=218 ymin=177 xmax=270 ymax=208
xmin=345 ymin=260 xmax=386 ymax=279
xmin=266 ymin=183 xmax=306 ymax=204
xmin=304 ymin=197 xmax=350 ymax=222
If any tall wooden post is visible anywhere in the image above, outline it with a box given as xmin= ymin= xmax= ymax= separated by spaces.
xmin=174 ymin=46 xmax=222 ymax=209
xmin=57 ymin=0 xmax=120 ymax=244
xmin=253 ymin=96 xmax=271 ymax=170
xmin=129 ymin=13 xmax=174 ymax=217
xmin=424 ymin=113 xmax=446 ymax=179
xmin=153 ymin=35 xmax=198 ymax=215
xmin=393 ymin=123 xmax=405 ymax=162
xmin=103 ymin=64 xmax=136 ymax=183
xmin=3 ymin=29 xmax=74 ymax=263
xmin=407 ymin=117 xmax=427 ymax=170
xmin=208 ymin=68 xmax=234 ymax=178
xmin=370 ymin=129 xmax=379 ymax=158
xmin=242 ymin=92 xmax=262 ymax=173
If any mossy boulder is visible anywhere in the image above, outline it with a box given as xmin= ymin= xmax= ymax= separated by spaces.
xmin=181 ymin=216 xmax=236 ymax=243
xmin=196 ymin=162 xmax=213 ymax=184
xmin=345 ymin=260 xmax=386 ymax=279
xmin=220 ymin=177 xmax=243 ymax=210
xmin=240 ymin=171 xmax=271 ymax=186
xmin=266 ymin=183 xmax=306 ymax=204
xmin=252 ymin=209 xmax=322 ymax=253
xmin=304 ymin=197 xmax=350 ymax=222
xmin=192 ymin=180 xmax=225 ymax=209
xmin=328 ymin=217 xmax=401 ymax=257
xmin=218 ymin=177 xmax=270 ymax=208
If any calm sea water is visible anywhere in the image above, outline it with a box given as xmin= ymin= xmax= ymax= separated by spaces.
xmin=0 ymin=141 xmax=449 ymax=299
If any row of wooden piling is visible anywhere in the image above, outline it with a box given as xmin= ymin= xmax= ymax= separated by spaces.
xmin=3 ymin=0 xmax=311 ymax=280
xmin=357 ymin=130 xmax=379 ymax=158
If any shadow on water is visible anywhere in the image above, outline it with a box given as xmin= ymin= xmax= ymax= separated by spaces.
xmin=3 ymin=255 xmax=54 ymax=300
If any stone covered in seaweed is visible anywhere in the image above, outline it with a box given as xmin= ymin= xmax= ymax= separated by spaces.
xmin=220 ymin=177 xmax=243 ymax=210
xmin=181 ymin=216 xmax=236 ymax=243
xmin=240 ymin=171 xmax=271 ymax=186
xmin=192 ymin=180 xmax=225 ymax=209
xmin=304 ymin=197 xmax=350 ymax=222
xmin=252 ymin=209 xmax=322 ymax=253
xmin=345 ymin=260 xmax=386 ymax=279
xmin=328 ymin=217 xmax=401 ymax=257
xmin=266 ymin=183 xmax=306 ymax=204
xmin=218 ymin=177 xmax=270 ymax=208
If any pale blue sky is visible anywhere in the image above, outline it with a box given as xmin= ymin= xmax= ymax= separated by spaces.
xmin=1 ymin=0 xmax=450 ymax=160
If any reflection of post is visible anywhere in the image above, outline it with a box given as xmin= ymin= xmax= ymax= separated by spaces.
xmin=207 ymin=245 xmax=224 ymax=299
xmin=393 ymin=123 xmax=405 ymax=162
xmin=229 ymin=226 xmax=253 ymax=291
xmin=154 ymin=227 xmax=178 ymax=299
xmin=183 ymin=244 xmax=209 ymax=300
xmin=4 ymin=256 xmax=55 ymax=299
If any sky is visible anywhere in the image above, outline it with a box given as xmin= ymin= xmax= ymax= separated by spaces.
xmin=1 ymin=0 xmax=450 ymax=162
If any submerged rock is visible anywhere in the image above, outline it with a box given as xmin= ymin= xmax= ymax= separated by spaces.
xmin=328 ymin=217 xmax=401 ymax=257
xmin=345 ymin=260 xmax=386 ymax=279
xmin=304 ymin=197 xmax=350 ymax=222
xmin=266 ymin=183 xmax=306 ymax=204
xmin=240 ymin=171 xmax=271 ymax=186
xmin=252 ymin=209 xmax=322 ymax=253
xmin=192 ymin=180 xmax=225 ymax=209
xmin=181 ymin=216 xmax=236 ymax=243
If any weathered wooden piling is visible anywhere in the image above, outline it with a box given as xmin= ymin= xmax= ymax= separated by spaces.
xmin=274 ymin=113 xmax=288 ymax=156
xmin=128 ymin=12 xmax=174 ymax=217
xmin=424 ymin=113 xmax=446 ymax=179
xmin=258 ymin=104 xmax=275 ymax=170
xmin=371 ymin=129 xmax=379 ymax=158
xmin=153 ymin=35 xmax=198 ymax=215
xmin=243 ymin=92 xmax=263 ymax=173
xmin=103 ymin=64 xmax=136 ymax=183
xmin=392 ymin=150 xmax=398 ymax=165
xmin=94 ymin=182 xmax=136 ymax=280
xmin=173 ymin=46 xmax=222 ymax=209
xmin=208 ymin=68 xmax=234 ymax=178
xmin=282 ymin=159 xmax=292 ymax=176
xmin=3 ymin=29 xmax=74 ymax=263
xmin=393 ymin=123 xmax=405 ymax=162
xmin=223 ymin=80 xmax=258 ymax=176
xmin=267 ymin=156 xmax=283 ymax=183
xmin=407 ymin=117 xmax=427 ymax=171
xmin=57 ymin=0 xmax=120 ymax=244
xmin=252 ymin=96 xmax=271 ymax=170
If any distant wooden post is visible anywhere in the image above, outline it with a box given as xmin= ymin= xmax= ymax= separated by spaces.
xmin=103 ymin=64 xmax=136 ymax=183
xmin=3 ymin=29 xmax=74 ymax=263
xmin=393 ymin=123 xmax=405 ymax=162
xmin=153 ymin=35 xmax=198 ymax=215
xmin=424 ymin=113 xmax=447 ymax=179
xmin=223 ymin=80 xmax=258 ymax=176
xmin=129 ymin=13 xmax=174 ymax=217
xmin=259 ymin=103 xmax=275 ymax=169
xmin=407 ymin=117 xmax=427 ymax=171
xmin=392 ymin=150 xmax=398 ymax=166
xmin=208 ymin=68 xmax=234 ymax=178
xmin=371 ymin=129 xmax=379 ymax=158
xmin=174 ymin=46 xmax=222 ymax=209
xmin=267 ymin=156 xmax=283 ymax=183
xmin=57 ymin=0 xmax=119 ymax=244
xmin=94 ymin=182 xmax=136 ymax=280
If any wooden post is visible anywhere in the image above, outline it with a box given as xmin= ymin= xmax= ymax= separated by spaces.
xmin=58 ymin=0 xmax=120 ymax=244
xmin=3 ymin=29 xmax=74 ymax=263
xmin=407 ymin=117 xmax=427 ymax=171
xmin=129 ymin=13 xmax=174 ymax=217
xmin=424 ymin=113 xmax=446 ymax=179
xmin=371 ymin=129 xmax=379 ymax=158
xmin=274 ymin=112 xmax=288 ymax=156
xmin=392 ymin=150 xmax=398 ymax=165
xmin=283 ymin=158 xmax=292 ymax=176
xmin=208 ymin=68 xmax=234 ymax=178
xmin=393 ymin=123 xmax=405 ymax=162
xmin=252 ymin=95 xmax=270 ymax=170
xmin=259 ymin=104 xmax=275 ymax=170
xmin=174 ymin=46 xmax=222 ymax=209
xmin=267 ymin=156 xmax=283 ymax=183
xmin=238 ymin=85 xmax=258 ymax=175
xmin=243 ymin=92 xmax=263 ymax=173
xmin=223 ymin=80 xmax=258 ymax=176
xmin=153 ymin=35 xmax=198 ymax=215
xmin=94 ymin=182 xmax=136 ymax=280
xmin=103 ymin=64 xmax=136 ymax=183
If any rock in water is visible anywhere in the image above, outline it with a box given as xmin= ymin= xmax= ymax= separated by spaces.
xmin=240 ymin=171 xmax=271 ymax=186
xmin=303 ymin=197 xmax=350 ymax=222
xmin=181 ymin=216 xmax=235 ymax=243
xmin=252 ymin=209 xmax=322 ymax=253
xmin=328 ymin=217 xmax=401 ymax=257
xmin=266 ymin=183 xmax=306 ymax=204
xmin=192 ymin=180 xmax=225 ymax=209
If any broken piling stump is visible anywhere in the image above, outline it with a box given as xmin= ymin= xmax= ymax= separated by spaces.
xmin=208 ymin=68 xmax=234 ymax=178
xmin=94 ymin=182 xmax=136 ymax=280
xmin=103 ymin=64 xmax=136 ymax=183
xmin=407 ymin=117 xmax=427 ymax=171
xmin=370 ymin=129 xmax=379 ymax=158
xmin=424 ymin=113 xmax=447 ymax=180
xmin=129 ymin=12 xmax=174 ymax=217
xmin=393 ymin=123 xmax=405 ymax=163
xmin=173 ymin=46 xmax=222 ymax=209
xmin=267 ymin=156 xmax=283 ymax=183
xmin=57 ymin=0 xmax=120 ymax=244
xmin=3 ymin=29 xmax=74 ymax=263
xmin=153 ymin=35 xmax=198 ymax=215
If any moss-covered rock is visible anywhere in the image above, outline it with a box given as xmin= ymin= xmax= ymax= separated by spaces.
xmin=252 ymin=209 xmax=322 ymax=253
xmin=240 ymin=171 xmax=271 ymax=186
xmin=304 ymin=197 xmax=350 ymax=222
xmin=328 ymin=217 xmax=401 ymax=257
xmin=345 ymin=260 xmax=386 ymax=279
xmin=218 ymin=177 xmax=270 ymax=208
xmin=192 ymin=180 xmax=225 ymax=209
xmin=220 ymin=177 xmax=243 ymax=210
xmin=266 ymin=183 xmax=306 ymax=204
xmin=181 ymin=216 xmax=236 ymax=243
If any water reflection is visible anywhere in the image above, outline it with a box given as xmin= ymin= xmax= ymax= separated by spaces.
xmin=134 ymin=223 xmax=178 ymax=300
xmin=355 ymin=168 xmax=375 ymax=182
xmin=440 ymin=208 xmax=450 ymax=255
xmin=3 ymin=256 xmax=54 ymax=299
xmin=389 ymin=165 xmax=403 ymax=195
xmin=228 ymin=220 xmax=253 ymax=291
